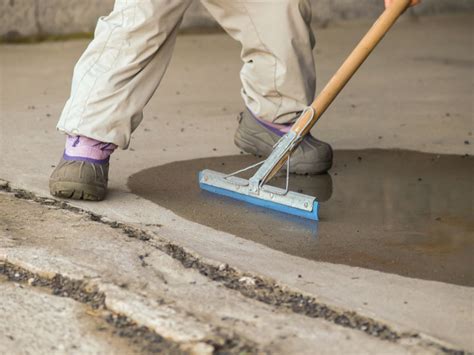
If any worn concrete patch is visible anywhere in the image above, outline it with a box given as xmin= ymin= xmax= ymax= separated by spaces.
xmin=1 ymin=190 xmax=462 ymax=354
xmin=0 ymin=278 xmax=144 ymax=355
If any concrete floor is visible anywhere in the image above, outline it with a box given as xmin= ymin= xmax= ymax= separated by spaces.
xmin=2 ymin=192 xmax=435 ymax=354
xmin=0 ymin=13 xmax=473 ymax=353
xmin=0 ymin=279 xmax=143 ymax=354
xmin=128 ymin=150 xmax=473 ymax=286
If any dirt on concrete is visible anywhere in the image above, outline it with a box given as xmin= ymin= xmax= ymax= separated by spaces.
xmin=0 ymin=263 xmax=187 ymax=355
xmin=0 ymin=281 xmax=149 ymax=355
xmin=1 ymin=184 xmax=469 ymax=354
xmin=0 ymin=187 xmax=401 ymax=341
xmin=128 ymin=149 xmax=474 ymax=287
xmin=0 ymin=261 xmax=256 ymax=355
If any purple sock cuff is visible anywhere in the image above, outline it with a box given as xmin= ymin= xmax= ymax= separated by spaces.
xmin=63 ymin=152 xmax=110 ymax=164
xmin=247 ymin=110 xmax=292 ymax=137
xmin=65 ymin=135 xmax=116 ymax=162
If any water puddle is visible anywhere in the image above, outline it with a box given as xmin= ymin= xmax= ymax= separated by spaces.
xmin=128 ymin=150 xmax=473 ymax=286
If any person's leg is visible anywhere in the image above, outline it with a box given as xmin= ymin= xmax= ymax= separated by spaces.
xmin=50 ymin=0 xmax=192 ymax=200
xmin=57 ymin=0 xmax=193 ymax=148
xmin=201 ymin=0 xmax=332 ymax=174
xmin=201 ymin=0 xmax=315 ymax=124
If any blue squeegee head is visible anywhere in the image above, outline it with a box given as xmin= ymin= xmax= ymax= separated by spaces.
xmin=199 ymin=171 xmax=319 ymax=221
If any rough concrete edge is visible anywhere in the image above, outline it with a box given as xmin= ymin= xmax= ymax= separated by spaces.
xmin=0 ymin=260 xmax=257 ymax=355
xmin=0 ymin=179 xmax=467 ymax=355
xmin=0 ymin=262 xmax=203 ymax=355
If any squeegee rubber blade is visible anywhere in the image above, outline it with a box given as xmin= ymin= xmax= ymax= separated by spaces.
xmin=199 ymin=175 xmax=319 ymax=221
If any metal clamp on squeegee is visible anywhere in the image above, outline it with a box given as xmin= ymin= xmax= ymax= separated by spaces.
xmin=248 ymin=107 xmax=315 ymax=194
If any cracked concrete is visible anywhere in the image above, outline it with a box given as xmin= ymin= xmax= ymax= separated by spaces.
xmin=0 ymin=281 xmax=145 ymax=355
xmin=0 ymin=191 xmax=444 ymax=354
xmin=0 ymin=13 xmax=473 ymax=353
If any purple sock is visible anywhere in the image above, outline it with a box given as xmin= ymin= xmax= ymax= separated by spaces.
xmin=64 ymin=136 xmax=117 ymax=164
xmin=248 ymin=110 xmax=292 ymax=137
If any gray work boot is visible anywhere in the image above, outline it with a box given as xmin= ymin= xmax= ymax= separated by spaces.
xmin=49 ymin=157 xmax=109 ymax=201
xmin=234 ymin=109 xmax=333 ymax=174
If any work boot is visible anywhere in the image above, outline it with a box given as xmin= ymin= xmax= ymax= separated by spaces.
xmin=49 ymin=136 xmax=115 ymax=201
xmin=49 ymin=157 xmax=109 ymax=201
xmin=234 ymin=109 xmax=333 ymax=174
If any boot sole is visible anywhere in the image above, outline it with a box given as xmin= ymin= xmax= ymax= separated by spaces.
xmin=234 ymin=129 xmax=332 ymax=175
xmin=49 ymin=181 xmax=106 ymax=201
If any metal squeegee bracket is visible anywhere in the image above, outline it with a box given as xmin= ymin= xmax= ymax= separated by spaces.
xmin=200 ymin=169 xmax=316 ymax=212
xmin=204 ymin=106 xmax=317 ymax=212
xmin=227 ymin=107 xmax=314 ymax=188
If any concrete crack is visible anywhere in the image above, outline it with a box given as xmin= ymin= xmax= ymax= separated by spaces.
xmin=0 ymin=180 xmax=466 ymax=355
xmin=0 ymin=261 xmax=185 ymax=354
xmin=0 ymin=260 xmax=258 ymax=355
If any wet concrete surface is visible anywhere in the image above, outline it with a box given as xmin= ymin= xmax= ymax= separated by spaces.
xmin=128 ymin=150 xmax=473 ymax=286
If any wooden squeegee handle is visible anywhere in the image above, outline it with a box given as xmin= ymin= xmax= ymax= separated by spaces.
xmin=263 ymin=0 xmax=412 ymax=184
xmin=292 ymin=0 xmax=412 ymax=136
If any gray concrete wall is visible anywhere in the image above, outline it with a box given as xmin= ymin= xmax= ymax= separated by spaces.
xmin=1 ymin=0 xmax=473 ymax=41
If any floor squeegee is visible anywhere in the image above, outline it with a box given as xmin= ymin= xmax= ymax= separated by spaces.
xmin=199 ymin=0 xmax=413 ymax=221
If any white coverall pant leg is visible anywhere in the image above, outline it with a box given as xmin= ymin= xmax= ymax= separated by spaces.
xmin=201 ymin=0 xmax=316 ymax=124
xmin=57 ymin=0 xmax=316 ymax=149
